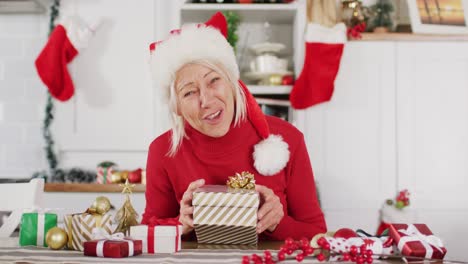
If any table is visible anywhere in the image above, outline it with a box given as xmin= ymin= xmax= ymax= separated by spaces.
xmin=0 ymin=238 xmax=447 ymax=264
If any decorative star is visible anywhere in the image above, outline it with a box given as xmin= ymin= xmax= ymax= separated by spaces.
xmin=120 ymin=179 xmax=135 ymax=194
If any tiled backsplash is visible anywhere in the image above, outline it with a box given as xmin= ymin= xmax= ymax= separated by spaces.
xmin=0 ymin=14 xmax=49 ymax=179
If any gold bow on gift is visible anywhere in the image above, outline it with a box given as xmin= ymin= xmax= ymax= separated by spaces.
xmin=226 ymin=171 xmax=256 ymax=190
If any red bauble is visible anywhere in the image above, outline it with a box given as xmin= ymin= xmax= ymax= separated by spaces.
xmin=349 ymin=246 xmax=358 ymax=256
xmin=296 ymin=253 xmax=304 ymax=262
xmin=128 ymin=168 xmax=142 ymax=183
xmin=278 ymin=251 xmax=286 ymax=261
xmin=334 ymin=228 xmax=358 ymax=239
xmin=360 ymin=244 xmax=367 ymax=254
xmin=282 ymin=75 xmax=294 ymax=85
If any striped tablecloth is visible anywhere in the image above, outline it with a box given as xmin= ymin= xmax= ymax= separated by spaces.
xmin=0 ymin=246 xmax=323 ymax=264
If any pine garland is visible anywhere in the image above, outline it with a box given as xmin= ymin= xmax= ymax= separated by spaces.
xmin=369 ymin=0 xmax=394 ymax=30
xmin=222 ymin=11 xmax=240 ymax=51
xmin=44 ymin=0 xmax=60 ymax=174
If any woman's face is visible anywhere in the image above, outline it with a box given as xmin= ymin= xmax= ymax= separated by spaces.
xmin=175 ymin=63 xmax=235 ymax=138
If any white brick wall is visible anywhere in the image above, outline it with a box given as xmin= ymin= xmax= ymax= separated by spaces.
xmin=0 ymin=14 xmax=49 ymax=179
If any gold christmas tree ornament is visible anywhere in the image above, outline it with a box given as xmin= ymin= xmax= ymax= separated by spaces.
xmin=227 ymin=171 xmax=256 ymax=190
xmin=46 ymin=227 xmax=68 ymax=250
xmin=114 ymin=179 xmax=139 ymax=235
xmin=120 ymin=179 xmax=135 ymax=194
xmin=90 ymin=196 xmax=111 ymax=215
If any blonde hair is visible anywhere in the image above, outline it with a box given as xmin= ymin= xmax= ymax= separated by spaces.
xmin=167 ymin=59 xmax=247 ymax=157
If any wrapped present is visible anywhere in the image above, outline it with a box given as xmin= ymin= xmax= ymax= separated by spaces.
xmin=64 ymin=211 xmax=113 ymax=251
xmin=325 ymin=236 xmax=395 ymax=257
xmin=96 ymin=161 xmax=116 ymax=184
xmin=84 ymin=229 xmax=142 ymax=258
xmin=19 ymin=212 xmax=57 ymax=247
xmin=130 ymin=219 xmax=182 ymax=254
xmin=193 ymin=173 xmax=259 ymax=245
xmin=197 ymin=244 xmax=257 ymax=250
xmin=389 ymin=223 xmax=447 ymax=261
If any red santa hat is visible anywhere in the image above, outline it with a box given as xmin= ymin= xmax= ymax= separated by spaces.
xmin=149 ymin=12 xmax=289 ymax=176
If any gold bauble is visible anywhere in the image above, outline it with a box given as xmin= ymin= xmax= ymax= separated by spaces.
xmin=120 ymin=170 xmax=129 ymax=181
xmin=110 ymin=171 xmax=123 ymax=183
xmin=111 ymin=171 xmax=129 ymax=183
xmin=268 ymin=74 xmax=283 ymax=86
xmin=92 ymin=196 xmax=111 ymax=214
xmin=46 ymin=227 xmax=68 ymax=250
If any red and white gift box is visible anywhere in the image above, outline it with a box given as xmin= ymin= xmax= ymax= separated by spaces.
xmin=130 ymin=220 xmax=182 ymax=254
xmin=325 ymin=236 xmax=395 ymax=257
xmin=83 ymin=231 xmax=142 ymax=258
xmin=389 ymin=223 xmax=447 ymax=261
xmin=96 ymin=164 xmax=115 ymax=184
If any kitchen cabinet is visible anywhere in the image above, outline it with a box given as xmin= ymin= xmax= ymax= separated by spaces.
xmin=296 ymin=41 xmax=397 ymax=230
xmin=396 ymin=42 xmax=468 ymax=259
xmin=178 ymin=0 xmax=306 ymax=123
xmin=299 ymin=40 xmax=468 ymax=260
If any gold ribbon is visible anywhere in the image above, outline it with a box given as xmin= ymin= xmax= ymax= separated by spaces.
xmin=85 ymin=207 xmax=104 ymax=228
xmin=66 ymin=215 xmax=73 ymax=249
xmin=226 ymin=171 xmax=255 ymax=190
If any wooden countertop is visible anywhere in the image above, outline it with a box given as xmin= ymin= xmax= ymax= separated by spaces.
xmin=358 ymin=32 xmax=468 ymax=41
xmin=44 ymin=183 xmax=146 ymax=193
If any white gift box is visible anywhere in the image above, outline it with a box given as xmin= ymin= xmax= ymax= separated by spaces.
xmin=129 ymin=224 xmax=182 ymax=254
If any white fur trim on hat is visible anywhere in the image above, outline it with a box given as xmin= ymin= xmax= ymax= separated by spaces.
xmin=253 ymin=134 xmax=290 ymax=176
xmin=150 ymin=24 xmax=239 ymax=101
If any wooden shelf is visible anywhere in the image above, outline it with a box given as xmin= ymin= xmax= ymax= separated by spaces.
xmin=256 ymin=97 xmax=291 ymax=106
xmin=181 ymin=3 xmax=298 ymax=23
xmin=44 ymin=183 xmax=146 ymax=193
xmin=248 ymin=85 xmax=292 ymax=95
xmin=182 ymin=3 xmax=299 ymax=11
xmin=358 ymin=32 xmax=468 ymax=42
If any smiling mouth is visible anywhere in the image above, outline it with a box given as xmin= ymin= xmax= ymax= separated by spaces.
xmin=204 ymin=110 xmax=222 ymax=120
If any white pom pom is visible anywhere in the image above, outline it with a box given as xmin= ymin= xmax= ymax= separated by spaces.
xmin=253 ymin=134 xmax=290 ymax=176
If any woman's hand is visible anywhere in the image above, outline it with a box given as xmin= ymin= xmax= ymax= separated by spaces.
xmin=255 ymin=184 xmax=284 ymax=234
xmin=179 ymin=179 xmax=205 ymax=235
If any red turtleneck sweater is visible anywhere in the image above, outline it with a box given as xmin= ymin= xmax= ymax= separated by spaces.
xmin=142 ymin=115 xmax=326 ymax=240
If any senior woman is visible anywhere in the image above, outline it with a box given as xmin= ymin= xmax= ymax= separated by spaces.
xmin=142 ymin=12 xmax=326 ymax=241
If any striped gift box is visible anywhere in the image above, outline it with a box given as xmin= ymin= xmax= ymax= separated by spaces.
xmin=193 ymin=185 xmax=259 ymax=245
xmin=64 ymin=212 xmax=113 ymax=251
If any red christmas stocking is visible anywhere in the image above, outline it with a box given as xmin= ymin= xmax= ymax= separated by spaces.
xmin=290 ymin=23 xmax=347 ymax=109
xmin=35 ymin=16 xmax=97 ymax=102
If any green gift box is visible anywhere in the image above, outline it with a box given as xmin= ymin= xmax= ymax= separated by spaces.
xmin=19 ymin=212 xmax=57 ymax=247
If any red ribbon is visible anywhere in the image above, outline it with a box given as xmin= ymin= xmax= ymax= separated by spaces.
xmin=147 ymin=218 xmax=181 ymax=254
